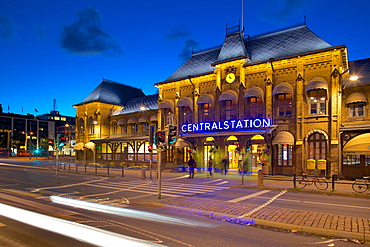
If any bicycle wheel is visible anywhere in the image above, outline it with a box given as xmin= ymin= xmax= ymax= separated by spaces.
xmin=352 ymin=181 xmax=368 ymax=193
xmin=295 ymin=178 xmax=307 ymax=189
xmin=314 ymin=178 xmax=328 ymax=190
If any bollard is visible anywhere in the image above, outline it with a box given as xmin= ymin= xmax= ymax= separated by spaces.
xmin=257 ymin=169 xmax=264 ymax=186
xmin=332 ymin=174 xmax=337 ymax=190
xmin=141 ymin=166 xmax=146 ymax=179
xmin=293 ymin=173 xmax=297 ymax=188
xmin=122 ymin=166 xmax=125 ymax=177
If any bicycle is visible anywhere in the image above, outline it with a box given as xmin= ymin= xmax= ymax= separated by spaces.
xmin=295 ymin=175 xmax=328 ymax=190
xmin=352 ymin=177 xmax=369 ymax=193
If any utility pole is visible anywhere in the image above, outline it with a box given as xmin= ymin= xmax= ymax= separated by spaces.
xmin=56 ymin=134 xmax=60 ymax=184
xmin=157 ymin=144 xmax=163 ymax=199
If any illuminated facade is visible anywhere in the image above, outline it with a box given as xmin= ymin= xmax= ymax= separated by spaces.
xmin=155 ymin=24 xmax=349 ymax=177
xmin=73 ymin=79 xmax=158 ymax=165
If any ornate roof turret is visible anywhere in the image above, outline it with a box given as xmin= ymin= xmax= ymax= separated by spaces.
xmin=216 ymin=25 xmax=249 ymax=62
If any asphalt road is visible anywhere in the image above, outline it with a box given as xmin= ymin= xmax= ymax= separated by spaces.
xmin=0 ymin=160 xmax=368 ymax=246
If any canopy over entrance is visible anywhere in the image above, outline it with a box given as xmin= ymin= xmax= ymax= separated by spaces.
xmin=343 ymin=133 xmax=370 ymax=155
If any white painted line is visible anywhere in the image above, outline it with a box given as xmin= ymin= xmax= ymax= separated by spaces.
xmin=227 ymin=190 xmax=271 ymax=203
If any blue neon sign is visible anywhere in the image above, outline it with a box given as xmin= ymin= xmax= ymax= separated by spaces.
xmin=181 ymin=118 xmax=271 ymax=133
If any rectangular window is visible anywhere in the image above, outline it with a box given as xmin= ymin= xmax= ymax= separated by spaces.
xmin=248 ymin=97 xmax=264 ymax=118
xmin=202 ymin=103 xmax=213 ymax=122
xmin=276 ymin=94 xmax=292 ymax=117
xmin=343 ymin=155 xmax=361 ymax=165
xmin=278 ymin=144 xmax=293 ymax=166
xmin=349 ymin=103 xmax=365 ymax=117
xmin=309 ymin=89 xmax=327 ymax=115
xmin=224 ymin=100 xmax=237 ymax=120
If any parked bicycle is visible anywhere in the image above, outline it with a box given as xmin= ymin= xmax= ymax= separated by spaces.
xmin=352 ymin=177 xmax=369 ymax=193
xmin=295 ymin=175 xmax=328 ymax=190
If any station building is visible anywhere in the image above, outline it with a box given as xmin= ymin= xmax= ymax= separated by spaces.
xmin=155 ymin=23 xmax=349 ymax=177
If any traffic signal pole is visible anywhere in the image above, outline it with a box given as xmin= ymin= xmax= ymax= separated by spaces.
xmin=157 ymin=144 xmax=163 ymax=199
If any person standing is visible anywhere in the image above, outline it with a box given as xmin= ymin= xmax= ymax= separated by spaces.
xmin=221 ymin=156 xmax=229 ymax=175
xmin=188 ymin=156 xmax=196 ymax=178
xmin=207 ymin=156 xmax=213 ymax=177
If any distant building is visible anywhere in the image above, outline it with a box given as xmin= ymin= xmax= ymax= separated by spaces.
xmin=0 ymin=105 xmax=55 ymax=157
xmin=37 ymin=110 xmax=76 ymax=155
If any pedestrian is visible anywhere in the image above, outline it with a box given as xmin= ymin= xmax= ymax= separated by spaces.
xmin=221 ymin=156 xmax=229 ymax=175
xmin=188 ymin=155 xmax=196 ymax=178
xmin=207 ymin=156 xmax=213 ymax=177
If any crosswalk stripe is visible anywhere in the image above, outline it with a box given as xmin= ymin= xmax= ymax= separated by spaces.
xmin=227 ymin=190 xmax=271 ymax=203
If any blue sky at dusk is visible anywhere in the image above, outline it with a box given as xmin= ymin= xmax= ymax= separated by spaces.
xmin=1 ymin=0 xmax=369 ymax=117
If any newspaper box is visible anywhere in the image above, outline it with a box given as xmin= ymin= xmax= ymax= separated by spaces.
xmin=317 ymin=159 xmax=327 ymax=170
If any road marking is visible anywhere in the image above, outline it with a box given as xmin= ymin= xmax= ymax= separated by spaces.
xmin=227 ymin=190 xmax=271 ymax=203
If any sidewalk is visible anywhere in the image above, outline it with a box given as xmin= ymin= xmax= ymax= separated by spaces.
xmin=1 ymin=158 xmax=369 ymax=242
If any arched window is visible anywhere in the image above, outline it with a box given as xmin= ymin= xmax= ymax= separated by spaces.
xmin=273 ymin=83 xmax=293 ymax=117
xmin=307 ymin=132 xmax=327 ymax=160
xmin=346 ymin=92 xmax=367 ymax=117
xmin=79 ymin=118 xmax=85 ymax=135
xmin=112 ymin=121 xmax=118 ymax=135
xmin=165 ymin=109 xmax=173 ymax=126
xmin=88 ymin=116 xmax=95 ymax=134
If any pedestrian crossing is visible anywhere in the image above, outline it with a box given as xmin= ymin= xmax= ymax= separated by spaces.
xmin=85 ymin=180 xmax=230 ymax=197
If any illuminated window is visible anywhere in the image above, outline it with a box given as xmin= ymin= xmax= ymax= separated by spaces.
xmin=165 ymin=109 xmax=173 ymax=126
xmin=277 ymin=144 xmax=293 ymax=166
xmin=307 ymin=132 xmax=327 ymax=160
xmin=132 ymin=124 xmax=138 ymax=133
xmin=348 ymin=103 xmax=365 ymax=117
xmin=182 ymin=106 xmax=193 ymax=124
xmin=308 ymin=89 xmax=327 ymax=115
xmin=112 ymin=121 xmax=118 ymax=135
xmin=143 ymin=122 xmax=149 ymax=132
xmin=199 ymin=103 xmax=214 ymax=122
xmin=61 ymin=117 xmax=66 ymax=121
xmin=79 ymin=118 xmax=84 ymax=134
xmin=88 ymin=117 xmax=95 ymax=134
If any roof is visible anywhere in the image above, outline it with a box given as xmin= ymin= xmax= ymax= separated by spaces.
xmin=113 ymin=94 xmax=158 ymax=115
xmin=345 ymin=58 xmax=370 ymax=88
xmin=159 ymin=24 xmax=333 ymax=84
xmin=74 ymin=79 xmax=145 ymax=106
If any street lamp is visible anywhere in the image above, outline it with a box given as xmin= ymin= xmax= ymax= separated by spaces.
xmin=22 ymin=131 xmax=33 ymax=159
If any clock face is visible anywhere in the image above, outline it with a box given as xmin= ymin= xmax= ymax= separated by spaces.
xmin=226 ymin=73 xmax=235 ymax=83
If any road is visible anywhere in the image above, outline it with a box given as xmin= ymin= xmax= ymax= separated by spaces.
xmin=0 ymin=160 xmax=368 ymax=246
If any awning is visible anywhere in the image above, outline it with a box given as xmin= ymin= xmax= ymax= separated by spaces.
xmin=150 ymin=115 xmax=158 ymax=121
xmin=159 ymin=100 xmax=174 ymax=112
xmin=197 ymin=94 xmax=214 ymax=105
xmin=174 ymin=138 xmax=192 ymax=148
xmin=138 ymin=116 xmax=149 ymax=123
xmin=74 ymin=142 xmax=84 ymax=150
xmin=343 ymin=133 xmax=370 ymax=155
xmin=272 ymin=131 xmax=295 ymax=145
xmin=177 ymin=97 xmax=193 ymax=111
xmin=244 ymin=86 xmax=264 ymax=101
xmin=127 ymin=117 xmax=138 ymax=124
xmin=273 ymin=83 xmax=293 ymax=95
xmin=219 ymin=90 xmax=238 ymax=103
xmin=306 ymin=78 xmax=328 ymax=91
xmin=84 ymin=142 xmax=95 ymax=150
xmin=117 ymin=118 xmax=127 ymax=125
xmin=346 ymin=92 xmax=368 ymax=104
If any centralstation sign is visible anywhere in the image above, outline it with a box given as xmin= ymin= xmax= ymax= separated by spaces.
xmin=181 ymin=118 xmax=272 ymax=134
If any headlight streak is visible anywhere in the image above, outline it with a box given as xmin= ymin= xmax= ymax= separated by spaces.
xmin=31 ymin=177 xmax=109 ymax=192
xmin=0 ymin=202 xmax=165 ymax=247
xmin=50 ymin=196 xmax=213 ymax=228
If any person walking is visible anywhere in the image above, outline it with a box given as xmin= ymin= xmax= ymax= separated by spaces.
xmin=188 ymin=156 xmax=196 ymax=178
xmin=207 ymin=156 xmax=213 ymax=177
xmin=221 ymin=156 xmax=229 ymax=175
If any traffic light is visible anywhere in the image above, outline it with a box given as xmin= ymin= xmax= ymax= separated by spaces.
xmin=246 ymin=139 xmax=251 ymax=151
xmin=157 ymin=131 xmax=166 ymax=144
xmin=168 ymin=125 xmax=177 ymax=145
xmin=148 ymin=145 xmax=153 ymax=152
xmin=58 ymin=135 xmax=66 ymax=148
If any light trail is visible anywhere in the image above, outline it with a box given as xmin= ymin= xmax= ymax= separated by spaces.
xmin=50 ymin=196 xmax=213 ymax=228
xmin=0 ymin=202 xmax=165 ymax=247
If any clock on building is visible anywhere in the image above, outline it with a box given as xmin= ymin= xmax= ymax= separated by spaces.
xmin=226 ymin=73 xmax=235 ymax=83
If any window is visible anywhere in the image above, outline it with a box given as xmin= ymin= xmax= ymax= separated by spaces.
xmin=132 ymin=124 xmax=138 ymax=133
xmin=348 ymin=103 xmax=365 ymax=117
xmin=182 ymin=106 xmax=193 ymax=124
xmin=275 ymin=93 xmax=292 ymax=117
xmin=343 ymin=155 xmax=361 ymax=165
xmin=307 ymin=132 xmax=327 ymax=160
xmin=222 ymin=100 xmax=237 ymax=120
xmin=246 ymin=97 xmax=264 ymax=118
xmin=199 ymin=103 xmax=214 ymax=122
xmin=112 ymin=121 xmax=118 ymax=135
xmin=79 ymin=118 xmax=84 ymax=134
xmin=277 ymin=144 xmax=293 ymax=166
xmin=165 ymin=109 xmax=173 ymax=126
xmin=88 ymin=117 xmax=95 ymax=134
xmin=143 ymin=122 xmax=149 ymax=132
xmin=122 ymin=125 xmax=127 ymax=133
xmin=308 ymin=89 xmax=327 ymax=115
